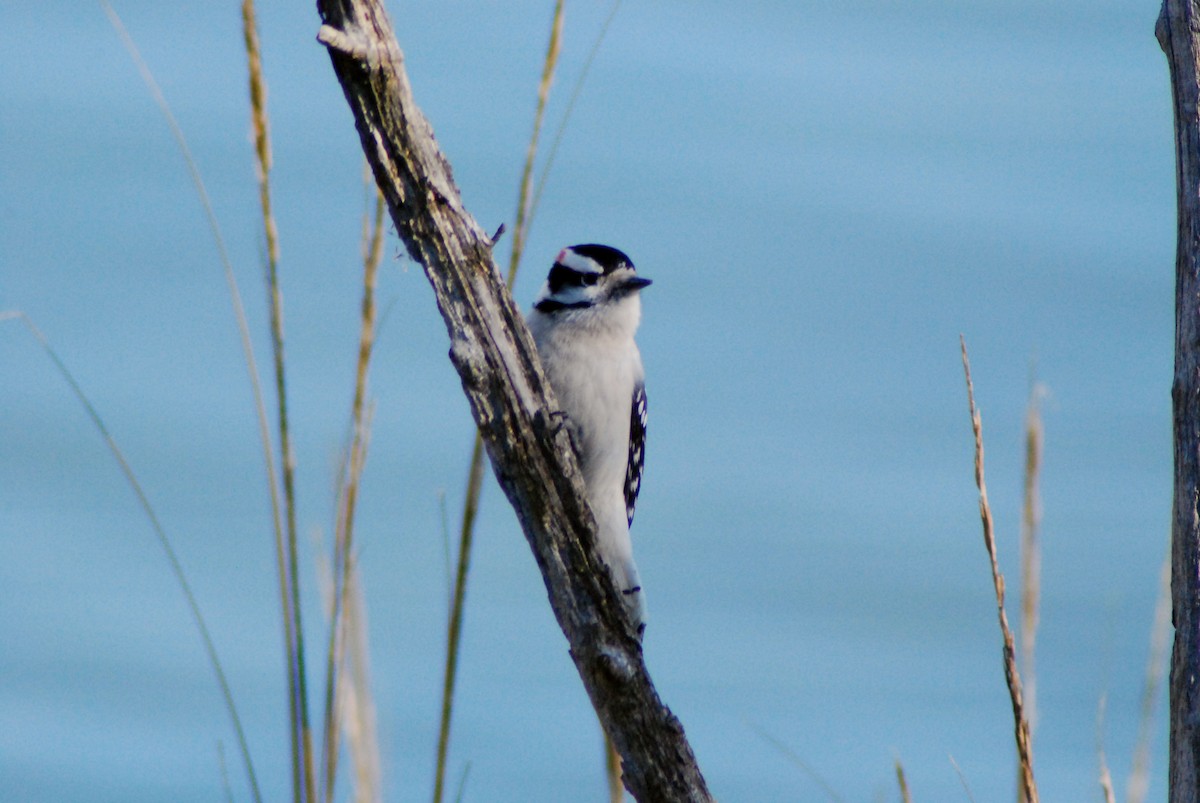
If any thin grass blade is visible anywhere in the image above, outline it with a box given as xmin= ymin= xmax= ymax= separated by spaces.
xmin=3 ymin=311 xmax=262 ymax=803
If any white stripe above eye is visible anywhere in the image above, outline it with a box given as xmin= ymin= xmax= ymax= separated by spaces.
xmin=557 ymin=248 xmax=603 ymax=275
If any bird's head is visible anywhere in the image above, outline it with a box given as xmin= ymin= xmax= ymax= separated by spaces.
xmin=533 ymin=244 xmax=651 ymax=316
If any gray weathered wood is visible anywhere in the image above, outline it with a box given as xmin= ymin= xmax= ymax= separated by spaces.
xmin=1158 ymin=2 xmax=1200 ymax=800
xmin=313 ymin=2 xmax=714 ymax=800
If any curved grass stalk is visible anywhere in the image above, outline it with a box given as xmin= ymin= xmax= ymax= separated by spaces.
xmin=100 ymin=5 xmax=296 ymax=798
xmin=103 ymin=4 xmax=309 ymax=796
xmin=3 ymin=311 xmax=262 ymax=803
xmin=100 ymin=6 xmax=280 ymax=557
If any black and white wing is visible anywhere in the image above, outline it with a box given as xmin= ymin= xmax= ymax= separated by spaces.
xmin=624 ymin=382 xmax=648 ymax=527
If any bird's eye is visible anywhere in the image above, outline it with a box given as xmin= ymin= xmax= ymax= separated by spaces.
xmin=580 ymin=273 xmax=600 ymax=287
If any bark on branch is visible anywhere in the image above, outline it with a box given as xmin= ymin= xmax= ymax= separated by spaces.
xmin=313 ymin=2 xmax=714 ymax=800
xmin=1158 ymin=2 xmax=1200 ymax=800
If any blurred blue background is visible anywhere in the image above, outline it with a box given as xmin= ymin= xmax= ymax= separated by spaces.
xmin=1 ymin=1 xmax=1173 ymax=800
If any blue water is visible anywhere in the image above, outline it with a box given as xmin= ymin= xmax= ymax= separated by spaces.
xmin=2 ymin=1 xmax=1173 ymax=800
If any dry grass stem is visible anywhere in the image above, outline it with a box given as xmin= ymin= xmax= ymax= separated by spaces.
xmin=1097 ymin=694 xmax=1116 ymax=803
xmin=240 ymin=3 xmax=314 ymax=800
xmin=320 ymin=399 xmax=376 ymax=799
xmin=960 ymin=336 xmax=1038 ymax=803
xmin=1127 ymin=551 xmax=1171 ymax=803
xmin=320 ymin=167 xmax=385 ymax=802
xmin=1100 ymin=768 xmax=1116 ymax=803
xmin=1018 ymin=379 xmax=1043 ymax=803
xmin=432 ymin=3 xmax=565 ymax=801
xmin=338 ymin=559 xmax=382 ymax=803
xmin=437 ymin=491 xmax=454 ymax=611
xmin=237 ymin=3 xmax=312 ymax=796
xmin=507 ymin=0 xmax=564 ymax=281
xmin=432 ymin=434 xmax=486 ymax=803
xmin=895 ymin=759 xmax=912 ymax=803
xmin=2 ymin=311 xmax=262 ymax=802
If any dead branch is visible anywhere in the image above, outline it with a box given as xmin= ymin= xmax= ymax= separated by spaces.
xmin=313 ymin=3 xmax=713 ymax=800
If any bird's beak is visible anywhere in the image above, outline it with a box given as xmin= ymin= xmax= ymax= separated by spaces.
xmin=623 ymin=276 xmax=652 ymax=291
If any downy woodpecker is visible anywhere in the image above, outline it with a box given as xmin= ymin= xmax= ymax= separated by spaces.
xmin=527 ymin=244 xmax=651 ymax=634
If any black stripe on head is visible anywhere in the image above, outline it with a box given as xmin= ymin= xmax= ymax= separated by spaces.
xmin=534 ymin=297 xmax=594 ymax=313
xmin=547 ymin=264 xmax=601 ymax=294
xmin=567 ymin=244 xmax=634 ymax=275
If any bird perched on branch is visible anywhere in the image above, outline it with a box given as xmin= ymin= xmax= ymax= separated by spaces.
xmin=527 ymin=244 xmax=651 ymax=635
